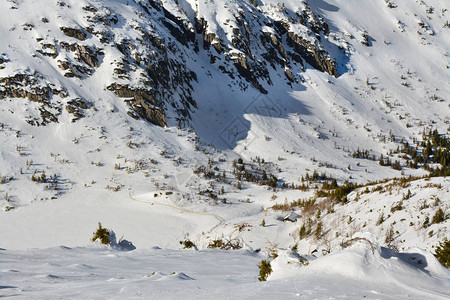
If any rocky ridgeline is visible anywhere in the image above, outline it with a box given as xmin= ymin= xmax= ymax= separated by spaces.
xmin=194 ymin=0 xmax=337 ymax=93
xmin=0 ymin=0 xmax=339 ymax=127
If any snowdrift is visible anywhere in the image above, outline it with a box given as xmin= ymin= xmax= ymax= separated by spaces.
xmin=270 ymin=233 xmax=450 ymax=298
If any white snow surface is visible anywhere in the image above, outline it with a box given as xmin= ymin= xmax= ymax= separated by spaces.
xmin=0 ymin=0 xmax=449 ymax=298
xmin=1 ymin=240 xmax=449 ymax=299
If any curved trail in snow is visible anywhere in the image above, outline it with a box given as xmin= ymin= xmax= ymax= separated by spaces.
xmin=128 ymin=189 xmax=225 ymax=237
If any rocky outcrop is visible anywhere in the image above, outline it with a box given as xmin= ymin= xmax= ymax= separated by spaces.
xmin=75 ymin=44 xmax=100 ymax=68
xmin=106 ymin=84 xmax=166 ymax=127
xmin=37 ymin=43 xmax=58 ymax=58
xmin=39 ymin=107 xmax=59 ymax=124
xmin=66 ymin=98 xmax=91 ymax=122
xmin=0 ymin=73 xmax=67 ymax=104
xmin=195 ymin=18 xmax=223 ymax=54
xmin=60 ymin=27 xmax=87 ymax=41
xmin=59 ymin=42 xmax=101 ymax=68
xmin=285 ymin=68 xmax=294 ymax=82
xmin=1 ymin=0 xmax=344 ymax=129
xmin=286 ymin=31 xmax=337 ymax=77
xmin=0 ymin=73 xmax=69 ymax=125
xmin=58 ymin=60 xmax=92 ymax=78
xmin=192 ymin=0 xmax=339 ymax=95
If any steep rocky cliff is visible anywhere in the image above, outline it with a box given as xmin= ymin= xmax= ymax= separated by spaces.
xmin=0 ymin=0 xmax=338 ymax=127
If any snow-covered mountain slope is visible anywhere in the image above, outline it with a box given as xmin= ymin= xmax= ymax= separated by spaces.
xmin=0 ymin=0 xmax=449 ymax=298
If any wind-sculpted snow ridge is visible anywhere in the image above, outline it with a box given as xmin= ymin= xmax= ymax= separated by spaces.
xmin=270 ymin=232 xmax=450 ymax=299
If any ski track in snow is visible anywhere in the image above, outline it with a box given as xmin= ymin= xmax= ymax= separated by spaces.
xmin=129 ymin=189 xmax=225 ymax=236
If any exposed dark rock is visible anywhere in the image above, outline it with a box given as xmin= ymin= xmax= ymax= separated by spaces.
xmin=361 ymin=32 xmax=373 ymax=46
xmin=58 ymin=60 xmax=91 ymax=78
xmin=75 ymin=44 xmax=99 ymax=68
xmin=233 ymin=55 xmax=267 ymax=94
xmin=59 ymin=42 xmax=101 ymax=68
xmin=68 ymin=98 xmax=90 ymax=110
xmin=0 ymin=72 xmax=70 ymax=125
xmin=37 ymin=43 xmax=58 ymax=58
xmin=285 ymin=68 xmax=294 ymax=82
xmin=0 ymin=55 xmax=8 ymax=69
xmin=88 ymin=12 xmax=118 ymax=27
xmin=286 ymin=31 xmax=337 ymax=77
xmin=82 ymin=5 xmax=97 ymax=13
xmin=1 ymin=73 xmax=49 ymax=103
xmin=39 ymin=107 xmax=59 ymax=124
xmin=22 ymin=23 xmax=35 ymax=30
xmin=192 ymin=2 xmax=339 ymax=95
xmin=0 ymin=73 xmax=67 ymax=105
xmin=125 ymin=96 xmax=166 ymax=127
xmin=98 ymin=30 xmax=114 ymax=44
xmin=107 ymin=83 xmax=166 ymax=127
xmin=60 ymin=27 xmax=86 ymax=41
xmin=195 ymin=18 xmax=223 ymax=53
xmin=65 ymin=98 xmax=90 ymax=121
xmin=161 ymin=19 xmax=192 ymax=46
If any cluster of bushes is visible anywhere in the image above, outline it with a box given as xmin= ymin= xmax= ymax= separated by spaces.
xmin=352 ymin=148 xmax=374 ymax=160
xmin=391 ymin=129 xmax=449 ymax=175
xmin=192 ymin=158 xmax=225 ymax=182
xmin=198 ymin=189 xmax=218 ymax=200
xmin=303 ymin=170 xmax=329 ymax=182
xmin=31 ymin=170 xmax=47 ymax=183
xmin=315 ymin=181 xmax=356 ymax=203
xmin=207 ymin=237 xmax=242 ymax=250
xmin=378 ymin=154 xmax=401 ymax=170
xmin=346 ymin=129 xmax=449 ymax=175
xmin=193 ymin=165 xmax=217 ymax=179
xmin=232 ymin=158 xmax=278 ymax=188
xmin=299 ymin=217 xmax=317 ymax=239
xmin=423 ymin=208 xmax=446 ymax=228
xmin=271 ymin=198 xmax=316 ymax=213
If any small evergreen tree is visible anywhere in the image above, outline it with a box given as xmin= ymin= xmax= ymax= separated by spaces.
xmin=299 ymin=223 xmax=306 ymax=239
xmin=376 ymin=212 xmax=384 ymax=226
xmin=91 ymin=222 xmax=110 ymax=245
xmin=432 ymin=208 xmax=445 ymax=224
xmin=258 ymin=259 xmax=272 ymax=281
xmin=262 ymin=170 xmax=268 ymax=181
xmin=315 ymin=222 xmax=323 ymax=239
xmin=434 ymin=238 xmax=449 ymax=268
xmin=237 ymin=181 xmax=242 ymax=190
xmin=385 ymin=224 xmax=397 ymax=250
xmin=179 ymin=239 xmax=196 ymax=249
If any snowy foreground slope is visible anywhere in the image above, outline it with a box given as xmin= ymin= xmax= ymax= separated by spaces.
xmin=0 ymin=0 xmax=449 ymax=298
xmin=1 ymin=237 xmax=449 ymax=299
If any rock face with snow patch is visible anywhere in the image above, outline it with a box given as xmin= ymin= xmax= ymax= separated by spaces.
xmin=0 ymin=0 xmax=339 ymax=127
